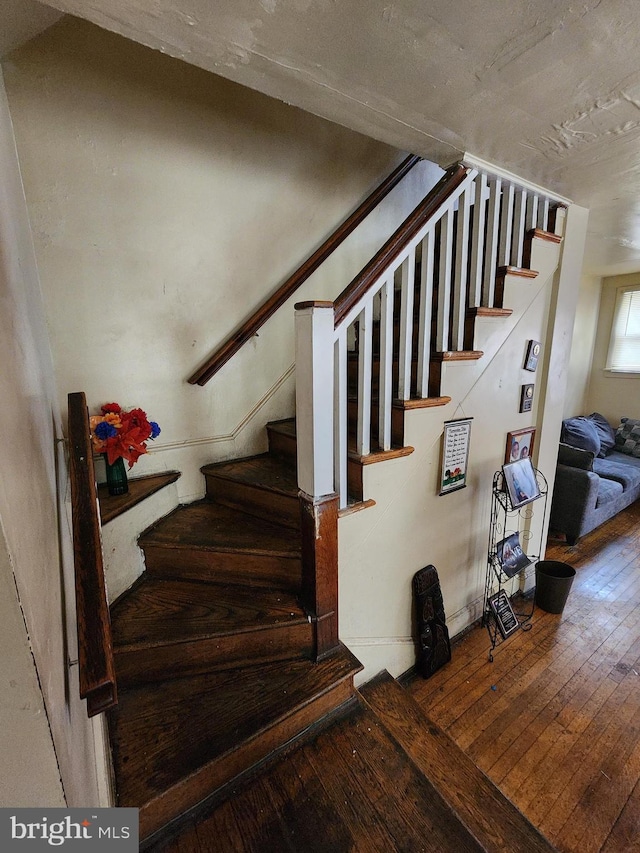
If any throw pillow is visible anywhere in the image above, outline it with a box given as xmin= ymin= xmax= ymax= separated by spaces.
xmin=557 ymin=443 xmax=594 ymax=471
xmin=588 ymin=412 xmax=617 ymax=457
xmin=615 ymin=417 xmax=640 ymax=458
xmin=561 ymin=416 xmax=601 ymax=456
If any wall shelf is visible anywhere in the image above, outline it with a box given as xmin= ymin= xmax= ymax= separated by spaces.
xmin=98 ymin=471 xmax=180 ymax=525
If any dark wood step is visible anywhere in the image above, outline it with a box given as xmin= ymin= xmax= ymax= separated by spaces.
xmin=99 ymin=471 xmax=181 ymax=525
xmin=202 ymin=454 xmax=299 ymax=529
xmin=139 ymin=501 xmax=301 ymax=591
xmin=152 ymin=688 xmax=487 ymax=853
xmin=360 ymin=672 xmax=557 ymax=853
xmin=110 ymin=644 xmax=362 ymax=840
xmin=111 ymin=577 xmax=313 ymax=685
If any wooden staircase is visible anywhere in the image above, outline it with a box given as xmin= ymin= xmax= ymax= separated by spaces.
xmin=151 ymin=671 xmax=557 ymax=852
xmin=108 ymin=428 xmax=362 ymax=842
xmin=102 ymin=164 xmax=567 ymax=847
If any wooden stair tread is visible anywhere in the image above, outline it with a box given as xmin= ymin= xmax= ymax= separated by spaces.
xmin=99 ymin=471 xmax=181 ymax=525
xmin=468 ymin=307 xmax=513 ymax=318
xmin=265 ymin=418 xmax=296 ymax=439
xmin=361 ymin=672 xmax=557 ymax=853
xmin=529 ymin=227 xmax=562 ymax=244
xmin=110 ymin=645 xmax=362 ymax=815
xmin=158 ymin=688 xmax=490 ymax=852
xmin=496 ymin=265 xmax=539 ymax=279
xmin=257 ymin=701 xmax=484 ymax=852
xmin=433 ymin=350 xmax=483 ymax=362
xmin=348 ymin=445 xmax=414 ymax=465
xmin=111 ymin=577 xmax=307 ymax=650
xmin=139 ymin=501 xmax=300 ymax=557
xmin=202 ymin=453 xmax=298 ymax=497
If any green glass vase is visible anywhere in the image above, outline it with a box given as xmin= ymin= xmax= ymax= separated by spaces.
xmin=104 ymin=455 xmax=128 ymax=496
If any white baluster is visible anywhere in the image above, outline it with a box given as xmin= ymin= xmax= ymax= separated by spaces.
xmin=498 ymin=182 xmax=515 ymax=266
xmin=469 ymin=174 xmax=488 ymax=309
xmin=539 ymin=197 xmax=550 ymax=231
xmin=378 ymin=275 xmax=394 ymax=450
xmin=526 ymin=194 xmax=539 ymax=234
xmin=511 ymin=188 xmax=527 ymax=268
xmin=356 ymin=300 xmax=373 ymax=456
xmin=294 ymin=302 xmax=335 ymax=499
xmin=436 ymin=207 xmax=454 ymax=352
xmin=334 ymin=331 xmax=348 ymax=508
xmin=397 ymin=252 xmax=415 ymax=400
xmin=417 ymin=230 xmax=434 ymax=398
xmin=482 ymin=177 xmax=501 ymax=306
xmin=452 ymin=185 xmax=472 ymax=350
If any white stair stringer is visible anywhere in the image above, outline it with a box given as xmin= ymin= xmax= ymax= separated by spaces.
xmin=337 ymin=231 xmax=563 ymax=681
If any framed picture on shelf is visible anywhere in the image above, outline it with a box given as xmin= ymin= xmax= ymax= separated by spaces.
xmin=502 ymin=456 xmax=541 ymax=509
xmin=519 ymin=383 xmax=535 ymax=413
xmin=495 ymin=531 xmax=532 ymax=578
xmin=524 ymin=340 xmax=541 ymax=372
xmin=439 ymin=418 xmax=472 ymax=496
xmin=489 ymin=590 xmax=520 ymax=638
xmin=505 ymin=426 xmax=536 ymax=464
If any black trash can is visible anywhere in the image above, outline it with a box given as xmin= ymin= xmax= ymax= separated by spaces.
xmin=535 ymin=560 xmax=576 ymax=614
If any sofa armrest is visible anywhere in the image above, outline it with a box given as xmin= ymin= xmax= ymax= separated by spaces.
xmin=550 ymin=463 xmax=600 ymax=541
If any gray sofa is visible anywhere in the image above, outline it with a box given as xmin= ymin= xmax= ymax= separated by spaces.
xmin=550 ymin=414 xmax=640 ymax=545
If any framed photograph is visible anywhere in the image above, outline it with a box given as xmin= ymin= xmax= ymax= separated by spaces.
xmin=495 ymin=532 xmax=532 ymax=578
xmin=502 ymin=457 xmax=541 ymax=509
xmin=519 ymin=383 xmax=535 ymax=413
xmin=505 ymin=426 xmax=536 ymax=464
xmin=524 ymin=340 xmax=541 ymax=372
xmin=489 ymin=590 xmax=520 ymax=638
xmin=439 ymin=418 xmax=472 ymax=495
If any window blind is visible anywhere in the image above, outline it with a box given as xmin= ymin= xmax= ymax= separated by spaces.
xmin=606 ymin=286 xmax=640 ymax=372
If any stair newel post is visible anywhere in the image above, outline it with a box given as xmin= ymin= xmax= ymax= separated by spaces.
xmin=294 ymin=301 xmax=340 ymax=660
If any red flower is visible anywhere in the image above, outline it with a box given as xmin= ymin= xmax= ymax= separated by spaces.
xmin=91 ymin=402 xmax=160 ymax=468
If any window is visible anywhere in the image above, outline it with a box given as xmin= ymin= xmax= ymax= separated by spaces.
xmin=606 ymin=286 xmax=640 ymax=372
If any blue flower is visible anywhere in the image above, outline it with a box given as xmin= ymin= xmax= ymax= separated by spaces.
xmin=150 ymin=421 xmax=161 ymax=439
xmin=95 ymin=421 xmax=118 ymax=440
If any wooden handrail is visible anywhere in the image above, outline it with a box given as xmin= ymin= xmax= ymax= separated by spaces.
xmin=188 ymin=154 xmax=421 ymax=386
xmin=67 ymin=391 xmax=117 ymax=717
xmin=333 ymin=162 xmax=470 ymax=327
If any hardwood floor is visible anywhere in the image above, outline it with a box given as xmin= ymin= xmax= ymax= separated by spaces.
xmin=407 ymin=499 xmax=640 ymax=853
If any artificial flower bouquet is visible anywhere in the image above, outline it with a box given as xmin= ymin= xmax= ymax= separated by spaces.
xmin=90 ymin=402 xmax=161 ymax=468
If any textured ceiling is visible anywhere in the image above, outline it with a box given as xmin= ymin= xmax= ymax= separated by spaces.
xmin=10 ymin=0 xmax=640 ymax=274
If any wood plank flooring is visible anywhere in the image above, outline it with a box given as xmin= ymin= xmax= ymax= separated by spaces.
xmin=407 ymin=499 xmax=640 ymax=853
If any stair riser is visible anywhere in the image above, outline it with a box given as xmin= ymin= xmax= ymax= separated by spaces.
xmin=204 ymin=475 xmax=299 ymax=530
xmin=115 ymin=623 xmax=314 ymax=687
xmin=138 ymin=678 xmax=356 ymax=840
xmin=267 ymin=428 xmax=297 ymax=463
xmin=141 ymin=545 xmax=301 ymax=592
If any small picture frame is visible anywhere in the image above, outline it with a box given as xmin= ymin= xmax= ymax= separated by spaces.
xmin=439 ymin=418 xmax=472 ymax=496
xmin=502 ymin=457 xmax=541 ymax=509
xmin=519 ymin=383 xmax=535 ymax=413
xmin=489 ymin=590 xmax=520 ymax=638
xmin=505 ymin=426 xmax=536 ymax=464
xmin=524 ymin=340 xmax=541 ymax=372
xmin=495 ymin=532 xmax=532 ymax=578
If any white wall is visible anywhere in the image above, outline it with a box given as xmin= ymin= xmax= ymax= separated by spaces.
xmin=563 ymin=273 xmax=601 ymax=418
xmin=4 ymin=17 xmax=442 ymax=504
xmin=587 ymin=271 xmax=640 ymax=426
xmin=0 ymin=69 xmax=106 ymax=806
xmin=338 ymin=229 xmax=587 ymax=679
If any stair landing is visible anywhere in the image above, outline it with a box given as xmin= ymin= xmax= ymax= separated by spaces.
xmin=148 ymin=671 xmax=556 ymax=853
